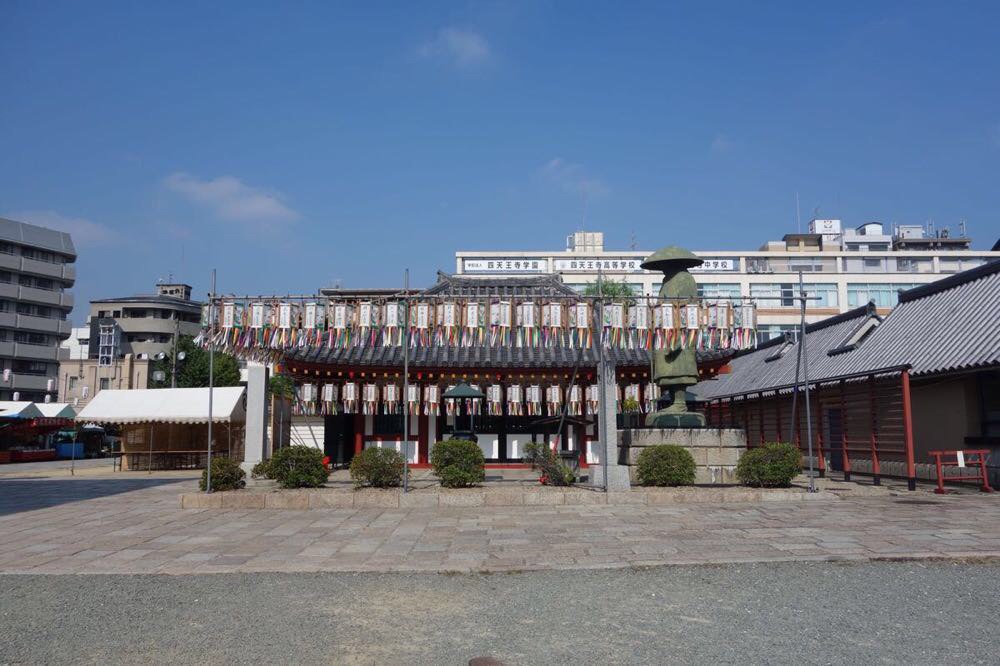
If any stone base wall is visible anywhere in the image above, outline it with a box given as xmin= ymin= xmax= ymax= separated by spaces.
xmin=619 ymin=428 xmax=747 ymax=485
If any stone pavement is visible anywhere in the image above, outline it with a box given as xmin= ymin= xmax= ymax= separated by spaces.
xmin=0 ymin=472 xmax=998 ymax=575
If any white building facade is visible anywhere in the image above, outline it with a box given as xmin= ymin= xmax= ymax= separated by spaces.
xmin=455 ymin=223 xmax=1000 ymax=341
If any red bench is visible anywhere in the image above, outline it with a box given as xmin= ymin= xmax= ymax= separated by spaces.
xmin=928 ymin=449 xmax=994 ymax=494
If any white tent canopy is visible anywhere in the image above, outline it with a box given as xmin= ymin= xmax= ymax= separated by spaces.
xmin=75 ymin=387 xmax=246 ymax=425
xmin=0 ymin=401 xmax=44 ymax=419
xmin=36 ymin=402 xmax=77 ymax=419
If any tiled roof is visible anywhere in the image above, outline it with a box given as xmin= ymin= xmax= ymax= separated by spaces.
xmin=423 ymin=272 xmax=579 ymax=297
xmin=286 ymin=344 xmax=732 ymax=370
xmin=695 ymin=260 xmax=1000 ymax=400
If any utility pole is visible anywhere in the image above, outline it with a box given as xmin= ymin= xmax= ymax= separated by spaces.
xmin=205 ymin=269 xmax=216 ymax=493
xmin=402 ymin=268 xmax=410 ymax=493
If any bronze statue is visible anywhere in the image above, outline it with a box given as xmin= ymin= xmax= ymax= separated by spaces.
xmin=642 ymin=246 xmax=706 ymax=427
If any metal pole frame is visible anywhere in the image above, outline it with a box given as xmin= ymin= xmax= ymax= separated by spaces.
xmin=206 ymin=269 xmax=216 ymax=493
xmin=799 ymin=271 xmax=816 ymax=493
xmin=403 ymin=269 xmax=410 ymax=493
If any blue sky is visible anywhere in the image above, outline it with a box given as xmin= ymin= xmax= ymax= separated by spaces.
xmin=2 ymin=1 xmax=999 ymax=322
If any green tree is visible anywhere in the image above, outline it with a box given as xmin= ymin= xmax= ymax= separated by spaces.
xmin=150 ymin=336 xmax=242 ymax=389
xmin=583 ymin=279 xmax=635 ymax=298
xmin=269 ymin=374 xmax=294 ymax=399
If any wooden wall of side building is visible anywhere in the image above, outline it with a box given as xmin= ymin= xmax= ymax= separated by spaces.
xmin=120 ymin=421 xmax=245 ymax=470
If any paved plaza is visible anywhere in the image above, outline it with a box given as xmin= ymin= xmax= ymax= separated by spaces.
xmin=0 ymin=471 xmax=998 ymax=575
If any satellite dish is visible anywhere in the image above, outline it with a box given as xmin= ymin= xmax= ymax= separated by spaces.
xmin=154 ymin=352 xmax=167 ymax=361
xmin=177 ymin=351 xmax=186 ymax=361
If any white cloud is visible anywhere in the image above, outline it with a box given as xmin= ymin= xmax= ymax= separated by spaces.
xmin=539 ymin=158 xmax=609 ymax=197
xmin=418 ymin=27 xmax=492 ymax=69
xmin=710 ymin=133 xmax=733 ymax=153
xmin=162 ymin=172 xmax=299 ymax=224
xmin=5 ymin=210 xmax=119 ymax=247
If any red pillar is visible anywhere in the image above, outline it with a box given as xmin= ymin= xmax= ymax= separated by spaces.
xmin=353 ymin=413 xmax=364 ymax=456
xmin=901 ymin=370 xmax=917 ymax=491
xmin=839 ymin=381 xmax=851 ymax=481
xmin=418 ymin=414 xmax=429 ymax=464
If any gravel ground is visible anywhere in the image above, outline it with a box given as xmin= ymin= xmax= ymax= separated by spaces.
xmin=1 ymin=560 xmax=996 ymax=665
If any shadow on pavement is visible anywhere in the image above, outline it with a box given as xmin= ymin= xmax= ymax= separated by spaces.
xmin=0 ymin=477 xmax=187 ymax=516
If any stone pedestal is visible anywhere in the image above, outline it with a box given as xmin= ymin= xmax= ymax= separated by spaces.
xmin=589 ymin=351 xmax=631 ymax=491
xmin=619 ymin=428 xmax=747 ymax=485
xmin=241 ymin=364 xmax=269 ymax=475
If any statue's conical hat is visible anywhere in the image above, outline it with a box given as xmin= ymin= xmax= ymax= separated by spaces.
xmin=640 ymin=246 xmax=703 ymax=272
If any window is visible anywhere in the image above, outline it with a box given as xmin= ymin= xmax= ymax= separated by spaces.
xmin=750 ymin=283 xmax=837 ymax=308
xmin=757 ymin=324 xmax=800 ymax=342
xmin=12 ymin=360 xmax=49 ymax=375
xmin=828 ymin=314 xmax=882 ymax=356
xmin=764 ymin=334 xmax=795 ymax=362
xmin=697 ymin=283 xmax=741 ymax=301
xmin=21 ymin=248 xmax=62 ymax=264
xmin=847 ymin=283 xmax=919 ymax=308
xmin=68 ymin=376 xmax=78 ymax=391
xmin=893 ymin=257 xmax=934 ymax=273
xmin=99 ymin=378 xmax=110 ymax=390
xmin=0 ymin=242 xmax=14 ymax=255
xmin=0 ymin=271 xmax=11 ymax=283
xmin=13 ymin=332 xmax=48 ymax=345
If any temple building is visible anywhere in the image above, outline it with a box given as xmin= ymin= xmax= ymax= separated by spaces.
xmin=208 ymin=273 xmax=745 ymax=469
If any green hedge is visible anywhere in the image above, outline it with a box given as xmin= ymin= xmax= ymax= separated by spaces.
xmin=431 ymin=439 xmax=485 ymax=488
xmin=200 ymin=457 xmax=246 ymax=491
xmin=736 ymin=442 xmax=802 ymax=488
xmin=635 ymin=444 xmax=696 ymax=486
xmin=264 ymin=445 xmax=330 ymax=488
xmin=349 ymin=447 xmax=405 ymax=488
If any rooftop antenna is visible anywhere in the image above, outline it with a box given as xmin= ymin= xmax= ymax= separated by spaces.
xmin=959 ymin=219 xmax=967 ymax=237
xmin=630 ymin=231 xmax=637 ymax=251
xmin=796 ymin=192 xmax=802 ymax=233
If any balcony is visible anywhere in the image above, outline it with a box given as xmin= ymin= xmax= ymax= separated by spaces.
xmin=0 ymin=253 xmax=19 ymax=271
xmin=0 ymin=312 xmax=16 ymax=328
xmin=62 ymin=264 xmax=76 ymax=282
xmin=10 ymin=373 xmax=56 ymax=392
xmin=17 ymin=285 xmax=64 ymax=306
xmin=0 ymin=341 xmax=14 ymax=357
xmin=0 ymin=282 xmax=17 ymax=299
xmin=13 ymin=343 xmax=58 ymax=361
xmin=20 ymin=257 xmax=68 ymax=280
xmin=15 ymin=314 xmax=63 ymax=334
xmin=117 ymin=317 xmax=177 ymax=335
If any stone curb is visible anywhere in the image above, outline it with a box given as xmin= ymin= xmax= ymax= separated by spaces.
xmin=180 ymin=487 xmax=839 ymax=510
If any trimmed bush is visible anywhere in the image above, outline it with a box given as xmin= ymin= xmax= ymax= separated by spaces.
xmin=430 ymin=439 xmax=486 ymax=488
xmin=635 ymin=445 xmax=696 ymax=486
xmin=200 ymin=456 xmax=246 ymax=491
xmin=267 ymin=445 xmax=330 ymax=488
xmin=251 ymin=458 xmax=274 ymax=480
xmin=523 ymin=442 xmax=576 ymax=486
xmin=349 ymin=447 xmax=405 ymax=488
xmin=736 ymin=442 xmax=802 ymax=488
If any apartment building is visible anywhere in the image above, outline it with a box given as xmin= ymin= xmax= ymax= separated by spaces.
xmin=0 ymin=217 xmax=75 ymax=402
xmin=57 ymin=282 xmax=202 ymax=405
xmin=455 ymin=222 xmax=1000 ymax=341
